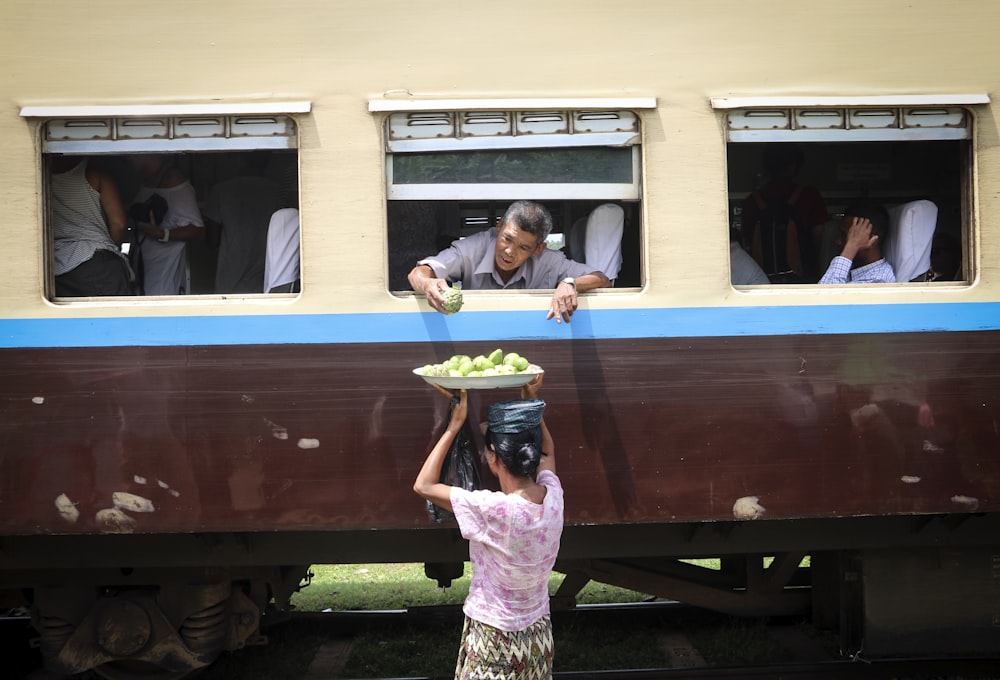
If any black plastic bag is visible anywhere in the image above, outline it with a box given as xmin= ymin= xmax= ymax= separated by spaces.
xmin=129 ymin=193 xmax=169 ymax=226
xmin=127 ymin=229 xmax=145 ymax=295
xmin=126 ymin=194 xmax=168 ymax=296
xmin=427 ymin=397 xmax=482 ymax=522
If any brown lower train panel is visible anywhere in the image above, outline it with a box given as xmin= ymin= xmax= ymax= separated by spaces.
xmin=0 ymin=331 xmax=997 ymax=535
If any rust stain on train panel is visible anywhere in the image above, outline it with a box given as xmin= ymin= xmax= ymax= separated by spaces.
xmin=0 ymin=332 xmax=997 ymax=535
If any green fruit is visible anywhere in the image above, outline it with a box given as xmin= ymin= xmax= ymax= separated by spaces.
xmin=459 ymin=360 xmax=474 ymax=376
xmin=442 ymin=284 xmax=463 ymax=313
xmin=473 ymin=355 xmax=494 ymax=371
xmin=488 ymin=348 xmax=503 ymax=365
xmin=502 ymin=352 xmax=520 ymax=366
xmin=422 ymin=363 xmax=448 ymax=376
xmin=514 ymin=356 xmax=529 ymax=372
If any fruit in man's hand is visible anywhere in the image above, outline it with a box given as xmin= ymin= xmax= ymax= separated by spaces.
xmin=441 ymin=284 xmax=464 ymax=313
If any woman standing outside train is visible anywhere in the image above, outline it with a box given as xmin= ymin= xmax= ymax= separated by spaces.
xmin=414 ymin=375 xmax=564 ymax=680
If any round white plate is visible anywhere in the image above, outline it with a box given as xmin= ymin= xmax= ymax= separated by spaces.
xmin=413 ymin=367 xmax=543 ymax=390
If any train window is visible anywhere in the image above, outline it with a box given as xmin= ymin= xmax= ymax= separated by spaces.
xmin=723 ymin=105 xmax=974 ymax=287
xmin=34 ymin=109 xmax=301 ymax=300
xmin=382 ymin=108 xmax=645 ymax=291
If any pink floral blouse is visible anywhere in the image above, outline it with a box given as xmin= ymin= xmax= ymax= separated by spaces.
xmin=450 ymin=470 xmax=564 ymax=632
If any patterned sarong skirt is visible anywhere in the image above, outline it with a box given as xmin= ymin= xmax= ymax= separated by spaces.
xmin=454 ymin=615 xmax=554 ymax=680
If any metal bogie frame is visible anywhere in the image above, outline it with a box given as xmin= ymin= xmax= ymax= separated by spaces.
xmin=4 ymin=512 xmax=997 ymax=668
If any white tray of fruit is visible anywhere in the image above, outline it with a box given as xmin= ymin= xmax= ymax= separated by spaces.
xmin=414 ymin=349 xmax=542 ymax=389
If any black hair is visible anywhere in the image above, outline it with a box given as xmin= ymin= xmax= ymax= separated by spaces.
xmin=485 ymin=425 xmax=544 ymax=477
xmin=844 ymin=201 xmax=891 ymax=241
xmin=501 ymin=200 xmax=553 ymax=242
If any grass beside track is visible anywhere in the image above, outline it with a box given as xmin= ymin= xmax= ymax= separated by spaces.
xmin=290 ymin=563 xmax=653 ymax=611
xmin=213 ymin=562 xmax=802 ymax=679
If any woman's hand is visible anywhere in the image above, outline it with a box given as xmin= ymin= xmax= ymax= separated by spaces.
xmin=449 ymin=389 xmax=468 ymax=430
xmin=432 ymin=384 xmax=468 ymax=431
xmin=520 ymin=371 xmax=543 ymax=399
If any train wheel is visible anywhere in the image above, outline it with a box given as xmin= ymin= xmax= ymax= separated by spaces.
xmin=32 ymin=583 xmax=229 ymax=679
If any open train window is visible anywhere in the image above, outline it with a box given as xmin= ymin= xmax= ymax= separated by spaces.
xmin=27 ymin=105 xmax=304 ymax=300
xmin=722 ymin=103 xmax=976 ymax=287
xmin=379 ymin=106 xmax=646 ymax=291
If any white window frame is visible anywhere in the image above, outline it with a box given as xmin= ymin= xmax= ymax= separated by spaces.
xmin=24 ymin=102 xmax=308 ymax=300
xmin=23 ymin=102 xmax=309 ymax=154
xmin=375 ymin=99 xmax=654 ymax=201
xmin=719 ymin=95 xmax=983 ymax=287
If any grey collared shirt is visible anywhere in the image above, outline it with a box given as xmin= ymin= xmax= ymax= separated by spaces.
xmin=416 ymin=228 xmax=596 ymax=290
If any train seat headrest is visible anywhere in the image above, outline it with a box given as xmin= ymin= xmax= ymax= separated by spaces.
xmin=584 ymin=203 xmax=625 ymax=281
xmin=886 ymin=199 xmax=937 ymax=282
xmin=264 ymin=208 xmax=301 ymax=293
xmin=566 ymin=203 xmax=625 ymax=281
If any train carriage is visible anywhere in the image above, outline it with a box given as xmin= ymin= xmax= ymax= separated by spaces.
xmin=1 ymin=2 xmax=999 ymax=677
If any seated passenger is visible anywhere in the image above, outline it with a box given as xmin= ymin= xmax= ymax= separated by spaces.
xmin=408 ymin=200 xmax=611 ymax=323
xmin=742 ymin=143 xmax=829 ymax=283
xmin=928 ymin=232 xmax=962 ymax=281
xmin=730 ymin=228 xmax=770 ymax=285
xmin=204 ymin=151 xmax=284 ymax=294
xmin=50 ymin=156 xmax=133 ymax=297
xmin=818 ymin=202 xmax=895 ymax=284
xmin=129 ymin=154 xmax=205 ymax=296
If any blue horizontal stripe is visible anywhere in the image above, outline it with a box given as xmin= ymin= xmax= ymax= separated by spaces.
xmin=1 ymin=302 xmax=998 ymax=348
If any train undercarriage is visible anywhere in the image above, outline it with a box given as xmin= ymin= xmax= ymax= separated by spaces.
xmin=3 ymin=512 xmax=997 ymax=678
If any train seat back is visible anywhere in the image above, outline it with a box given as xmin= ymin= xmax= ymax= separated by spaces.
xmin=566 ymin=203 xmax=625 ymax=282
xmin=264 ymin=208 xmax=301 ymax=293
xmin=886 ymin=199 xmax=937 ymax=282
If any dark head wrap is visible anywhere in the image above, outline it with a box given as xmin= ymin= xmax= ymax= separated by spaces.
xmin=487 ymin=399 xmax=546 ymax=434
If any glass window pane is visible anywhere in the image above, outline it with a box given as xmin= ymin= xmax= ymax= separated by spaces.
xmin=392 ymin=147 xmax=633 ymax=184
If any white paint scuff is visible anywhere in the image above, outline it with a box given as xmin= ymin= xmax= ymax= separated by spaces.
xmin=96 ymin=508 xmax=137 ymax=533
xmin=265 ymin=418 xmax=289 ymax=440
xmin=112 ymin=491 xmax=155 ymax=513
xmin=732 ymin=496 xmax=766 ymax=520
xmin=54 ymin=493 xmax=79 ymax=523
xmin=297 ymin=438 xmax=320 ymax=449
xmin=951 ymin=495 xmax=979 ymax=511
